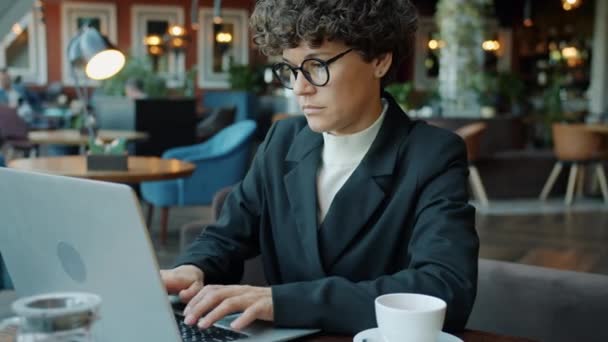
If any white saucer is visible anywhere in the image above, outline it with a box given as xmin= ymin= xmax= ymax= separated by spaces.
xmin=353 ymin=327 xmax=463 ymax=342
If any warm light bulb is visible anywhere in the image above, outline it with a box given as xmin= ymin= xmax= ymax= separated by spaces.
xmin=172 ymin=38 xmax=184 ymax=48
xmin=482 ymin=40 xmax=500 ymax=51
xmin=216 ymin=32 xmax=233 ymax=43
xmin=427 ymin=39 xmax=445 ymax=50
xmin=144 ymin=35 xmax=162 ymax=46
xmin=428 ymin=39 xmax=439 ymax=50
xmin=85 ymin=49 xmax=125 ymax=80
xmin=562 ymin=0 xmax=581 ymax=11
xmin=149 ymin=46 xmax=163 ymax=55
xmin=523 ymin=18 xmax=533 ymax=27
xmin=169 ymin=25 xmax=185 ymax=37
xmin=561 ymin=46 xmax=579 ymax=59
xmin=11 ymin=23 xmax=23 ymax=35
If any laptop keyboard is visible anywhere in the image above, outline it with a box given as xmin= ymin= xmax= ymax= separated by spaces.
xmin=176 ymin=315 xmax=249 ymax=341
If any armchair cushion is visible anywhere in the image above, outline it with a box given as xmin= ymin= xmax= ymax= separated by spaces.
xmin=468 ymin=259 xmax=608 ymax=342
xmin=141 ymin=120 xmax=257 ymax=207
xmin=196 ymin=106 xmax=236 ymax=142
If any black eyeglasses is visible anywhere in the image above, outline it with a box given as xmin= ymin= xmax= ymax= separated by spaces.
xmin=272 ymin=48 xmax=353 ymax=89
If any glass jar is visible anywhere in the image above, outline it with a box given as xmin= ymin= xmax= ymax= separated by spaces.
xmin=0 ymin=292 xmax=101 ymax=342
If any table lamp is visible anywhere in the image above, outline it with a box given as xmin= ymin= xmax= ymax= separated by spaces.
xmin=67 ymin=23 xmax=125 ymax=140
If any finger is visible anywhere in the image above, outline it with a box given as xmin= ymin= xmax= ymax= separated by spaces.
xmin=185 ymin=285 xmax=244 ymax=314
xmin=160 ymin=270 xmax=183 ymax=294
xmin=184 ymin=284 xmax=220 ymax=315
xmin=198 ymin=296 xmax=246 ymax=329
xmin=184 ymin=286 xmax=235 ymax=325
xmin=179 ymin=280 xmax=204 ymax=302
xmin=230 ymin=301 xmax=264 ymax=330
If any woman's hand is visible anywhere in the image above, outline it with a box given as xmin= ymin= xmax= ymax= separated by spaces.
xmin=160 ymin=265 xmax=205 ymax=302
xmin=183 ymin=285 xmax=274 ymax=331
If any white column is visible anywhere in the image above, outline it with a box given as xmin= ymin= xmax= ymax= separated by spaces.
xmin=589 ymin=0 xmax=608 ymax=119
xmin=436 ymin=0 xmax=490 ymax=117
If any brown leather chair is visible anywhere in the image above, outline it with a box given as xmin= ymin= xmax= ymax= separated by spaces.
xmin=0 ymin=105 xmax=36 ymax=160
xmin=455 ymin=122 xmax=489 ymax=206
xmin=539 ymin=123 xmax=608 ymax=205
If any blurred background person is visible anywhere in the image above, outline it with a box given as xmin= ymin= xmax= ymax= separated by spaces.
xmin=0 ymin=68 xmax=19 ymax=108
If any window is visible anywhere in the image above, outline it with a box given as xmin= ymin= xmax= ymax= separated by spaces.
xmin=197 ymin=8 xmax=249 ymax=88
xmin=0 ymin=11 xmax=47 ymax=84
xmin=131 ymin=5 xmax=185 ymax=87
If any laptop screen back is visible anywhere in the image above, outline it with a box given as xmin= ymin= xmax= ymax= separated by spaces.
xmin=0 ymin=168 xmax=182 ymax=341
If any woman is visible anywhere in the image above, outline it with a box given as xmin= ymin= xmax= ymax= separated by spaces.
xmin=161 ymin=0 xmax=478 ymax=334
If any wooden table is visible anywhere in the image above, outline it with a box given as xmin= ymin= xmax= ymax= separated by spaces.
xmin=28 ymin=129 xmax=149 ymax=155
xmin=586 ymin=123 xmax=608 ymax=134
xmin=0 ymin=327 xmax=536 ymax=342
xmin=28 ymin=129 xmax=148 ymax=146
xmin=7 ymin=156 xmax=195 ymax=183
xmin=301 ymin=330 xmax=537 ymax=341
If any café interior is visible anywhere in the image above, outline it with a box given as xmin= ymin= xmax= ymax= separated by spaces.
xmin=0 ymin=0 xmax=607 ymax=341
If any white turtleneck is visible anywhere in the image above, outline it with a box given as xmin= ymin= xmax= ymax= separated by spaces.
xmin=316 ymin=99 xmax=388 ymax=223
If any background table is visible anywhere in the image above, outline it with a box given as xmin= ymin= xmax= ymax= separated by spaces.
xmin=28 ymin=129 xmax=148 ymax=146
xmin=586 ymin=123 xmax=608 ymax=134
xmin=28 ymin=129 xmax=149 ymax=155
xmin=7 ymin=156 xmax=195 ymax=183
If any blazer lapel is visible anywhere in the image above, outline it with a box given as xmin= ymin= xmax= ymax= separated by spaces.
xmin=283 ymin=127 xmax=326 ymax=277
xmin=318 ymin=96 xmax=413 ymax=269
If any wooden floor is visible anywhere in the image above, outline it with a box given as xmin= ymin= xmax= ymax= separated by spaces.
xmin=150 ymin=203 xmax=608 ymax=276
xmin=477 ymin=210 xmax=608 ymax=274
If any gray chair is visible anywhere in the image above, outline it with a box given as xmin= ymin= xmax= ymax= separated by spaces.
xmin=179 ymin=186 xmax=267 ymax=286
xmin=196 ymin=106 xmax=236 ymax=142
xmin=179 ymin=186 xmax=232 ymax=252
xmin=468 ymin=259 xmax=608 ymax=342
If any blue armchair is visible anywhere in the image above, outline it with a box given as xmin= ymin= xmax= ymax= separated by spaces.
xmin=141 ymin=120 xmax=257 ymax=244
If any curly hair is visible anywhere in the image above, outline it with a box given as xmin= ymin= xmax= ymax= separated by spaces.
xmin=250 ymin=0 xmax=418 ymax=84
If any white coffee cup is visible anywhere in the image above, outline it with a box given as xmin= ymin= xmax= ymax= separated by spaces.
xmin=375 ymin=293 xmax=446 ymax=342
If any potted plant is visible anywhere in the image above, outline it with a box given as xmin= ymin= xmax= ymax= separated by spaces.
xmin=100 ymin=55 xmax=168 ymax=97
xmin=535 ymin=75 xmax=583 ymax=146
xmin=385 ymin=82 xmax=413 ymax=111
xmin=471 ymin=72 xmax=499 ymax=117
xmin=227 ymin=63 xmax=264 ymax=93
xmin=497 ymin=72 xmax=525 ymax=116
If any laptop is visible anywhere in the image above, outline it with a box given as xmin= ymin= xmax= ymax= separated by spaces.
xmin=0 ymin=168 xmax=319 ymax=341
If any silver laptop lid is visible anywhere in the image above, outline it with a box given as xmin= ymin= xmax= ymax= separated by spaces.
xmin=0 ymin=168 xmax=321 ymax=342
xmin=0 ymin=168 xmax=182 ymax=341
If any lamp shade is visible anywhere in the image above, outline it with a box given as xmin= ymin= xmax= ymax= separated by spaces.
xmin=67 ymin=26 xmax=125 ymax=80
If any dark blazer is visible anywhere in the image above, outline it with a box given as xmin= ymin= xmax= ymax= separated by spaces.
xmin=177 ymin=94 xmax=479 ymax=334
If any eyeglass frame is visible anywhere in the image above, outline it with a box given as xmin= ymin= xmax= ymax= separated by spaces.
xmin=272 ymin=48 xmax=354 ymax=89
